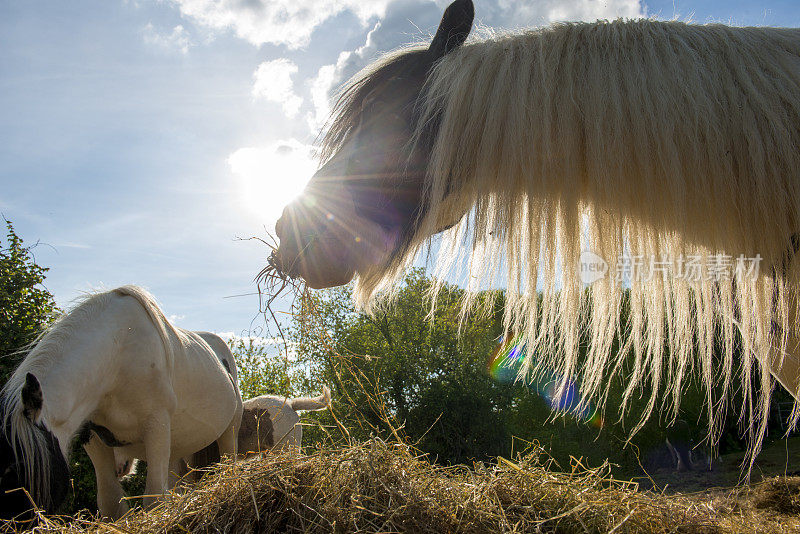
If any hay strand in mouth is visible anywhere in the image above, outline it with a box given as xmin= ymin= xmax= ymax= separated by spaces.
xmin=249 ymin=232 xmax=408 ymax=444
xmin=252 ymin=232 xmax=308 ymax=312
xmin=245 ymin=232 xmax=310 ymax=370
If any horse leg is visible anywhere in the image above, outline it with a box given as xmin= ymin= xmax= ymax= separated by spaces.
xmin=770 ymin=304 xmax=800 ymax=401
xmin=216 ymin=418 xmax=238 ymax=460
xmin=142 ymin=412 xmax=172 ymax=508
xmin=770 ymin=340 xmax=800 ymax=400
xmin=167 ymin=457 xmax=183 ymax=491
xmin=83 ymin=434 xmax=128 ymax=520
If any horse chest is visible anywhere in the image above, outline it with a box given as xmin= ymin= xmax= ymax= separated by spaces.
xmin=77 ymin=421 xmax=132 ymax=448
xmin=86 ymin=401 xmax=143 ymax=445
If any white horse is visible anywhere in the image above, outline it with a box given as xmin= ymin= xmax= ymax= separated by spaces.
xmin=271 ymin=0 xmax=800 ymax=463
xmin=237 ymin=387 xmax=331 ymax=455
xmin=0 ymin=286 xmax=242 ymax=520
xmin=112 ymin=332 xmax=241 ymax=475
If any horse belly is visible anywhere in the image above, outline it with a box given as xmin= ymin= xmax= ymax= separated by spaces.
xmin=168 ymin=348 xmax=239 ymax=458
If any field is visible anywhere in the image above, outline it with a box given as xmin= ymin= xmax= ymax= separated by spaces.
xmin=644 ymin=436 xmax=800 ymax=495
xmin=5 ymin=438 xmax=800 ymax=534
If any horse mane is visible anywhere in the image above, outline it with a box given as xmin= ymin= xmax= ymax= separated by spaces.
xmin=319 ymin=45 xmax=429 ymax=164
xmin=0 ymin=285 xmax=183 ymax=508
xmin=0 ymin=392 xmax=57 ymax=511
xmin=343 ymin=19 xmax=800 ymax=465
xmin=0 ymin=295 xmax=106 ymax=510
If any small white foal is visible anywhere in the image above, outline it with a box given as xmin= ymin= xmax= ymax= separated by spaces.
xmin=238 ymin=387 xmax=331 ymax=454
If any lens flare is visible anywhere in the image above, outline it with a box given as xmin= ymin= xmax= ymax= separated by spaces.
xmin=488 ymin=335 xmax=604 ymax=428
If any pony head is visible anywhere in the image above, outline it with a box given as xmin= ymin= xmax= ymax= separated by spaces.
xmin=272 ymin=0 xmax=474 ymax=289
xmin=0 ymin=373 xmax=69 ymax=521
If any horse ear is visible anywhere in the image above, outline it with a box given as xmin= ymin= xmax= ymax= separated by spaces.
xmin=428 ymin=0 xmax=474 ymax=59
xmin=21 ymin=373 xmax=43 ymax=421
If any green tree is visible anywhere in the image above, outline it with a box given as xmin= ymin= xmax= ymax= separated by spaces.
xmin=230 ymin=336 xmax=310 ymax=399
xmin=292 ymin=269 xmax=518 ymax=463
xmin=0 ymin=219 xmax=58 ymax=382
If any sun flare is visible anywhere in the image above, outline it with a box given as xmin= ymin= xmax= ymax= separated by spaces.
xmin=229 ymin=139 xmax=318 ymax=228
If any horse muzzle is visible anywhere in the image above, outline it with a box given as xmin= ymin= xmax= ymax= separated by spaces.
xmin=273 ymin=209 xmax=357 ymax=288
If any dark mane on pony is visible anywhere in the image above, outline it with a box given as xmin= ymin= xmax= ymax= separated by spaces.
xmin=0 ymin=391 xmax=69 ymax=517
xmin=319 ymin=46 xmax=431 ymax=164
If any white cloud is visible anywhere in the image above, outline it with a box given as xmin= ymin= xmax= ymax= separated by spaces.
xmin=168 ymin=0 xmax=396 ymax=49
xmin=167 ymin=0 xmax=645 ymax=51
xmin=168 ymin=313 xmax=186 ymax=322
xmin=307 ymin=20 xmax=385 ymax=132
xmin=494 ymin=0 xmax=643 ymax=25
xmin=55 ymin=241 xmax=91 ymax=250
xmin=228 ymin=139 xmax=318 ymax=227
xmin=306 ymin=0 xmax=645 ymax=132
xmin=308 ymin=63 xmax=337 ymax=132
xmin=143 ymin=23 xmax=192 ymax=54
xmin=252 ymin=59 xmax=304 ymax=118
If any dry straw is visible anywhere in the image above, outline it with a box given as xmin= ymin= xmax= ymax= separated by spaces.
xmin=5 ymin=439 xmax=800 ymax=533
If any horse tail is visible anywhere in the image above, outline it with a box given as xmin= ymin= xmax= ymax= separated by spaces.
xmin=288 ymin=386 xmax=331 ymax=412
xmin=113 ymin=285 xmax=183 ymax=377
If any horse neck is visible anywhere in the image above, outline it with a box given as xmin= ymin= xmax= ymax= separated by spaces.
xmin=13 ymin=320 xmax=121 ymax=448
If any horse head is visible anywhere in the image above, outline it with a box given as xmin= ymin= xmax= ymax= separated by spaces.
xmin=272 ymin=0 xmax=474 ymax=289
xmin=0 ymin=373 xmax=69 ymax=522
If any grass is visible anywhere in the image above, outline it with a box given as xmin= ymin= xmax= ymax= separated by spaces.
xmin=638 ymin=436 xmax=800 ymax=494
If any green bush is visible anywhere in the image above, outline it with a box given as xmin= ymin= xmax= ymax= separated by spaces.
xmin=0 ymin=219 xmax=58 ymax=383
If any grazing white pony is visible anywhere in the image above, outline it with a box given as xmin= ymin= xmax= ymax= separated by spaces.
xmin=0 ymin=286 xmax=242 ymax=520
xmin=238 ymin=387 xmax=331 ymax=455
xmin=112 ymin=332 xmax=242 ymax=476
xmin=113 ymin=332 xmax=243 ymax=481
xmin=271 ymin=0 xmax=800 ymax=464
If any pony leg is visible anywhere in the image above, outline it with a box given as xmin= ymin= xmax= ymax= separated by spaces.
xmin=216 ymin=418 xmax=238 ymax=460
xmin=770 ymin=301 xmax=800 ymax=401
xmin=83 ymin=434 xmax=128 ymax=520
xmin=142 ymin=413 xmax=172 ymax=508
xmin=167 ymin=457 xmax=184 ymax=491
xmin=770 ymin=333 xmax=800 ymax=400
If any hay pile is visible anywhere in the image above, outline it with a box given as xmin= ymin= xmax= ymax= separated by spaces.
xmin=6 ymin=439 xmax=800 ymax=534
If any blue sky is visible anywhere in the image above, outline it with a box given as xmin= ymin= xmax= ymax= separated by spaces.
xmin=2 ymin=0 xmax=799 ymax=338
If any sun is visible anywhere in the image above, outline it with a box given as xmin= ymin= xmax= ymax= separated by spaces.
xmin=229 ymin=139 xmax=319 ymax=228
